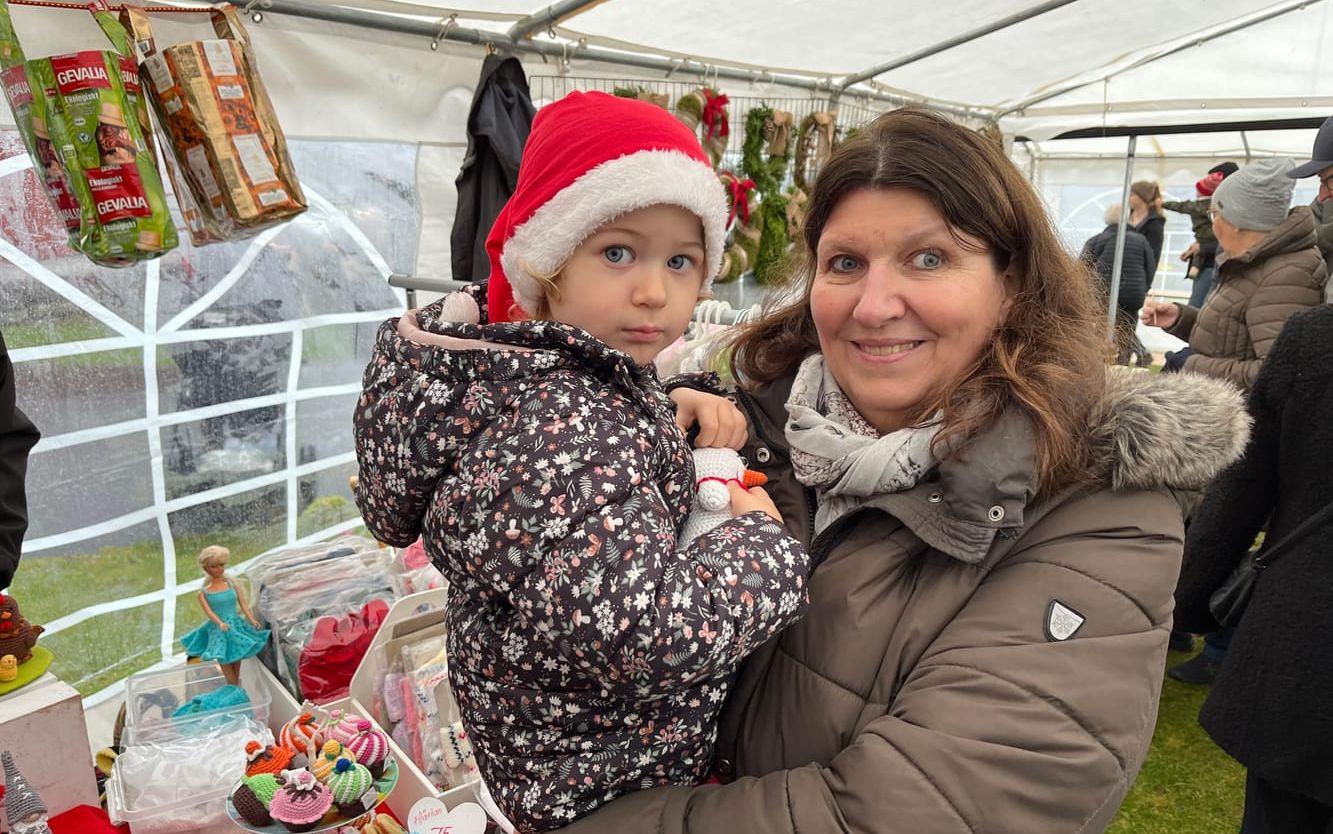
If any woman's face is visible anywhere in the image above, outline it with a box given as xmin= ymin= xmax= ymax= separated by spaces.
xmin=1211 ymin=211 xmax=1243 ymax=255
xmin=810 ymin=188 xmax=1012 ymax=434
xmin=1128 ymin=192 xmax=1146 ymax=213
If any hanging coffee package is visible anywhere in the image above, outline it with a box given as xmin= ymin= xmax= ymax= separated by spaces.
xmin=0 ymin=0 xmax=177 ymax=265
xmin=122 ymin=5 xmax=305 ymax=245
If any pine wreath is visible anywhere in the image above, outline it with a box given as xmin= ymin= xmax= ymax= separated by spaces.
xmin=793 ymin=111 xmax=837 ymax=192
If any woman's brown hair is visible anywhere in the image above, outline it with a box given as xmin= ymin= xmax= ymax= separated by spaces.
xmin=730 ymin=107 xmax=1105 ymax=494
xmin=1130 ymin=180 xmax=1162 ymax=215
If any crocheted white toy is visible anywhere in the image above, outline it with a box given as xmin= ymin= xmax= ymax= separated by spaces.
xmin=677 ymin=447 xmax=769 ymax=549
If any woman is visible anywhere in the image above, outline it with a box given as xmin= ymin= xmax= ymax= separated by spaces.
xmin=556 ymin=108 xmax=1250 ymax=833
xmin=1142 ymin=158 xmax=1326 ymax=393
xmin=1129 ymin=179 xmax=1166 ymax=271
xmin=1174 ymin=306 xmax=1333 ymax=832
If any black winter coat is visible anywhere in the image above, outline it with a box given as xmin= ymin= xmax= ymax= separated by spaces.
xmin=1135 ymin=212 xmax=1166 ymax=270
xmin=1082 ymin=224 xmax=1157 ymax=311
xmin=1175 ymin=305 xmax=1333 ymax=804
xmin=450 ymin=55 xmax=535 ymax=284
xmin=0 ymin=332 xmax=38 ymax=589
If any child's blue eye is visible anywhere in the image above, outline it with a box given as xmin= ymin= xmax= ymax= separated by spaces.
xmin=667 ymin=254 xmax=694 ymax=271
xmin=604 ymin=245 xmax=633 ymax=265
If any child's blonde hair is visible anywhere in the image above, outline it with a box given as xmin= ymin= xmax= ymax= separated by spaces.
xmin=197 ymin=545 xmax=230 ymax=571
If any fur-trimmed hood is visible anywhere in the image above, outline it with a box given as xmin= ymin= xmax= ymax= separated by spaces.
xmin=1088 ymin=366 xmax=1252 ymax=492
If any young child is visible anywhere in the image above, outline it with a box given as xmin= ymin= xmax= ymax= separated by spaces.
xmin=1163 ymin=171 xmax=1224 ymax=280
xmin=353 ymin=92 xmax=810 ymax=832
xmin=179 ymin=545 xmax=268 ymax=687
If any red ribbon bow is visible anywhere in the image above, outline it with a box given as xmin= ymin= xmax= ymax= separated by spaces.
xmin=702 ymin=89 xmax=730 ymax=140
xmin=722 ymin=173 xmax=756 ymax=228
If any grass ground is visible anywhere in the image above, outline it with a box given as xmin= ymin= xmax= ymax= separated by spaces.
xmin=1108 ymin=645 xmax=1245 ymax=833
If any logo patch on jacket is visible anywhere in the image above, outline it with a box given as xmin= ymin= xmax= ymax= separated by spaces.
xmin=1044 ymin=600 xmax=1085 ymax=641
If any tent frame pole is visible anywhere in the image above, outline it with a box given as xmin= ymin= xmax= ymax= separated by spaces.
xmin=839 ymin=0 xmax=1078 ymax=90
xmin=508 ymin=0 xmax=606 ymax=41
xmin=1107 ymin=135 xmax=1137 ymax=344
xmin=222 ymin=0 xmax=979 ymax=118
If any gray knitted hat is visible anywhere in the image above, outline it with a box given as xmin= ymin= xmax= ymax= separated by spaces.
xmin=2 ymin=751 xmax=47 ymax=822
xmin=1212 ymin=158 xmax=1297 ymax=231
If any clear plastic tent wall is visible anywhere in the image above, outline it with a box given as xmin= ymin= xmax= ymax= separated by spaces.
xmin=1 ymin=0 xmax=1330 ymax=704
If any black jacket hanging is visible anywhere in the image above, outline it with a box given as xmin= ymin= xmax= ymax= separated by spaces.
xmin=0 ymin=331 xmax=39 ymax=589
xmin=450 ymin=54 xmax=536 ymax=285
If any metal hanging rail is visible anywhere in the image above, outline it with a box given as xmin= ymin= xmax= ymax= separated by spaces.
xmin=507 ymin=0 xmax=606 ymax=41
xmin=219 ymin=0 xmax=982 ymax=119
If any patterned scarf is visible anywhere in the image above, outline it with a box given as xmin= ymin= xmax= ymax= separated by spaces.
xmin=784 ymin=354 xmax=940 ymax=534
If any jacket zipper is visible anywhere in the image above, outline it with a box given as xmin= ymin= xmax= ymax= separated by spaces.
xmin=734 ymin=387 xmax=818 ymax=544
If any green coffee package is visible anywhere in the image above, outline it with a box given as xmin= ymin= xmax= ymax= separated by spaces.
xmin=0 ymin=0 xmax=177 ymax=266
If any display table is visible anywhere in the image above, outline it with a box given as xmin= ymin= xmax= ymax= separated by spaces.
xmin=0 ymin=674 xmax=98 ymax=828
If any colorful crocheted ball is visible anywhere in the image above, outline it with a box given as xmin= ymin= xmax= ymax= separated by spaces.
xmin=244 ymin=740 xmax=292 ymax=777
xmin=268 ymin=769 xmax=332 ymax=833
xmin=327 ymin=757 xmax=376 ymax=816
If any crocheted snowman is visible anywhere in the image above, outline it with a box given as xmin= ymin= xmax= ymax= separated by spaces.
xmin=677 ymin=448 xmax=769 ymax=549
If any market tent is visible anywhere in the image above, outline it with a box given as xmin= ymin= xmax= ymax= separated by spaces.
xmin=0 ymin=0 xmax=1328 ymax=710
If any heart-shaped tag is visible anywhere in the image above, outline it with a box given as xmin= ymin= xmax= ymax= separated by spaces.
xmin=408 ymin=797 xmax=488 ymax=834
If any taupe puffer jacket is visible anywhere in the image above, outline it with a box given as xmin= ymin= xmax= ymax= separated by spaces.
xmin=555 ymin=367 xmax=1250 ymax=834
xmin=1167 ymin=207 xmax=1326 ymax=391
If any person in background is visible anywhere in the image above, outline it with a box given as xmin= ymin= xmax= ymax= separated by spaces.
xmin=1173 ymin=306 xmax=1333 ymax=832
xmin=1285 ymin=113 xmax=1333 ymax=299
xmin=1164 ymin=161 xmax=1239 ymax=308
xmin=1081 ymin=203 xmax=1156 ymax=366
xmin=1143 ymin=157 xmax=1326 ymax=683
xmin=0 ymin=331 xmax=38 ymax=590
xmin=1142 ymin=158 xmax=1326 ymax=392
xmin=1129 ymin=180 xmax=1166 ymax=270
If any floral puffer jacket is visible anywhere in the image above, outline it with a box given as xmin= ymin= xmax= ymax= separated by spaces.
xmin=352 ymin=293 xmax=809 ymax=832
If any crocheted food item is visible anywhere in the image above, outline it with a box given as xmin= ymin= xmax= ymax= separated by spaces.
xmin=326 ymin=757 xmax=376 ymax=817
xmin=244 ymin=772 xmax=282 ymax=807
xmin=329 ymin=712 xmax=362 ymax=746
xmin=231 ymin=781 xmax=272 ymax=827
xmin=0 ymin=595 xmax=43 ymax=665
xmin=267 ymin=769 xmax=332 ymax=833
xmin=244 ymin=740 xmax=292 ymax=777
xmin=278 ymin=711 xmax=321 ymax=757
xmin=344 ymin=719 xmax=389 ymax=777
xmin=311 ymin=739 xmax=357 ymax=783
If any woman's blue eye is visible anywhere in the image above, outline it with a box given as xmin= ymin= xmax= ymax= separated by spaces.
xmin=667 ymin=254 xmax=694 ymax=270
xmin=912 ymin=250 xmax=944 ymax=269
xmin=831 ymin=255 xmax=859 ymax=272
xmin=604 ymin=245 xmax=632 ymax=265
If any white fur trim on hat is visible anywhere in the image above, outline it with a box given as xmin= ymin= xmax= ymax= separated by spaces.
xmin=500 ymin=149 xmax=728 ymax=315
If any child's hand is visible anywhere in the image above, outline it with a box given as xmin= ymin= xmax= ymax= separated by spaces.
xmin=670 ymin=388 xmax=748 ymax=450
xmin=728 ymin=482 xmax=783 ymax=524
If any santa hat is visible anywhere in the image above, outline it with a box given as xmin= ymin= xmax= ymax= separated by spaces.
xmin=485 ymin=91 xmax=728 ymax=323
xmin=1195 ymin=171 xmax=1224 ymax=197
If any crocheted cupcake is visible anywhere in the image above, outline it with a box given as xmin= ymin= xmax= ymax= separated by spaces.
xmin=245 ymin=740 xmax=293 ymax=777
xmin=279 ymin=711 xmax=322 ymax=758
xmin=311 ymin=738 xmax=358 ymax=783
xmin=327 ymin=757 xmax=377 ymax=817
xmin=268 ymin=769 xmax=332 ymax=833
xmin=329 ymin=711 xmax=362 ymax=746
xmin=344 ymin=718 xmax=390 ymax=778
xmin=231 ymin=773 xmax=281 ymax=827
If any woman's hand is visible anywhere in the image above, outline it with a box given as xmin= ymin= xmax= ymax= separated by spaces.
xmin=728 ymin=482 xmax=783 ymax=524
xmin=670 ymin=388 xmax=748 ymax=450
xmin=1141 ymin=301 xmax=1180 ymax=330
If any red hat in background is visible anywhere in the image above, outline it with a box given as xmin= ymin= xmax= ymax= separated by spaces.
xmin=1196 ymin=171 xmax=1225 ymax=197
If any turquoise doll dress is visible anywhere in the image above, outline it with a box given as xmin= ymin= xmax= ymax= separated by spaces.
xmin=180 ymin=582 xmax=270 ymax=664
